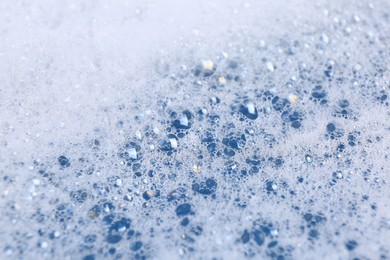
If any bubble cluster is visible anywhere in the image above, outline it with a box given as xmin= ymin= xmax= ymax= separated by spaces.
xmin=1 ymin=0 xmax=390 ymax=259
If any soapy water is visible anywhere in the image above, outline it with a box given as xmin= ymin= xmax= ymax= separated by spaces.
xmin=0 ymin=0 xmax=390 ymax=259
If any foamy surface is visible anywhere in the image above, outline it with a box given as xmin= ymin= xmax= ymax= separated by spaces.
xmin=0 ymin=1 xmax=389 ymax=259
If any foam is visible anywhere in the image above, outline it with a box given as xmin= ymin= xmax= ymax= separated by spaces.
xmin=1 ymin=0 xmax=390 ymax=259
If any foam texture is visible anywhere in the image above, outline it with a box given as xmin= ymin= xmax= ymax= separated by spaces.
xmin=0 ymin=0 xmax=390 ymax=259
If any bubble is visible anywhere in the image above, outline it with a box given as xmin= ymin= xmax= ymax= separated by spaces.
xmin=106 ymin=234 xmax=122 ymax=244
xmin=345 ymin=240 xmax=358 ymax=251
xmin=239 ymin=101 xmax=258 ymax=120
xmin=172 ymin=110 xmax=194 ymax=130
xmin=158 ymin=134 xmax=179 ymax=152
xmin=326 ymin=123 xmax=336 ymax=132
xmin=83 ymin=255 xmax=95 ymax=260
xmin=58 ymin=156 xmax=70 ymax=168
xmin=305 ymin=155 xmax=313 ymax=164
xmin=175 ymin=203 xmax=192 ymax=217
xmin=253 ymin=230 xmax=265 ymax=246
xmin=131 ymin=241 xmax=143 ymax=251
xmin=266 ymin=181 xmax=278 ymax=193
xmin=180 ymin=217 xmax=190 ymax=227
xmin=309 ymin=229 xmax=319 ymax=239
xmin=291 ymin=120 xmax=301 ymax=129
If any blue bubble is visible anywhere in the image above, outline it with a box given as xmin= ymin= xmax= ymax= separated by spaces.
xmin=58 ymin=156 xmax=70 ymax=168
xmin=175 ymin=203 xmax=191 ymax=217
xmin=345 ymin=240 xmax=358 ymax=251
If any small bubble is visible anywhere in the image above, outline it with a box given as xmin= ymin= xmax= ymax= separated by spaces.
xmin=58 ymin=156 xmax=70 ymax=168
xmin=178 ymin=248 xmax=186 ymax=256
xmin=305 ymin=155 xmax=313 ymax=163
xmin=192 ymin=164 xmax=201 ymax=173
xmin=124 ymin=194 xmax=133 ymax=202
xmin=345 ymin=240 xmax=358 ymax=251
